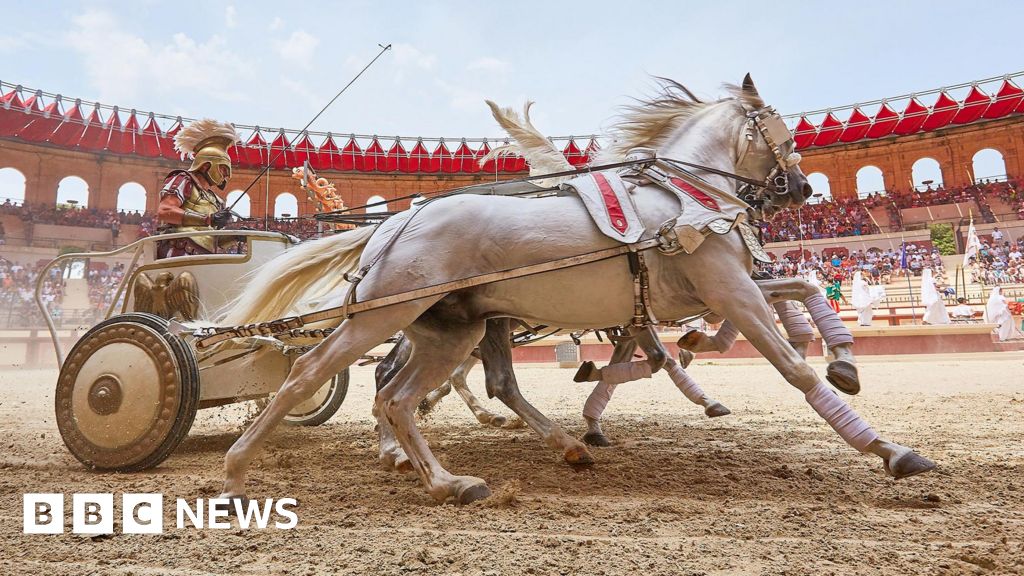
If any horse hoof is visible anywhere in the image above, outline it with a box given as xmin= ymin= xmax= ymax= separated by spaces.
xmin=480 ymin=414 xmax=507 ymax=428
xmin=826 ymin=360 xmax=860 ymax=395
xmin=456 ymin=483 xmax=492 ymax=505
xmin=677 ymin=330 xmax=702 ymax=350
xmin=564 ymin=445 xmax=595 ymax=466
xmin=704 ymin=402 xmax=732 ymax=418
xmin=678 ymin=349 xmax=695 ymax=369
xmin=573 ymin=361 xmax=599 ymax=383
xmin=582 ymin=432 xmax=612 ymax=447
xmin=394 ymin=456 xmax=414 ymax=474
xmin=884 ymin=449 xmax=937 ymax=479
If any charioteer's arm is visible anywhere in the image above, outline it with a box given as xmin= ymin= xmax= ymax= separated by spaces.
xmin=156 ymin=172 xmax=232 ymax=228
xmin=157 ymin=193 xmax=213 ymax=226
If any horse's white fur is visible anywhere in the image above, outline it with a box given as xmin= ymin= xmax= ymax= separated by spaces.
xmin=219 ymin=77 xmax=930 ymax=504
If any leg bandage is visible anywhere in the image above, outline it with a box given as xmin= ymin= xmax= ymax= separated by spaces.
xmin=805 ymin=292 xmax=854 ymax=347
xmin=596 ymin=361 xmax=652 ymax=386
xmin=665 ymin=362 xmax=707 ymax=405
xmin=775 ymin=301 xmax=814 ymax=343
xmin=804 ymin=382 xmax=878 ymax=452
xmin=710 ymin=321 xmax=740 ymax=352
xmin=583 ymin=380 xmax=616 ymax=421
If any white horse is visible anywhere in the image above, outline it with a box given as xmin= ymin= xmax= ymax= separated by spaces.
xmin=217 ymin=76 xmax=935 ymax=504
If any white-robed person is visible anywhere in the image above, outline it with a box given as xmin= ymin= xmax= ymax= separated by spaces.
xmin=985 ymin=286 xmax=1024 ymax=341
xmin=851 ymin=271 xmax=874 ymax=326
xmin=921 ymin=268 xmax=950 ymax=325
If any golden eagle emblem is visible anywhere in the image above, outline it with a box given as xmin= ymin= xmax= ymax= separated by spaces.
xmin=133 ymin=271 xmax=200 ymax=320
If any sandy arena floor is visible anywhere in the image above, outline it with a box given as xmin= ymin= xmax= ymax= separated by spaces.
xmin=1 ymin=353 xmax=1022 ymax=575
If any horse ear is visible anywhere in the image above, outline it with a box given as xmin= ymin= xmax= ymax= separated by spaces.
xmin=742 ymin=73 xmax=759 ymax=96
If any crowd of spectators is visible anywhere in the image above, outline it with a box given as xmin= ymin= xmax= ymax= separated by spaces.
xmin=758 ymin=178 xmax=1024 ymax=243
xmin=1 ymin=199 xmax=151 ymax=227
xmin=967 ymin=237 xmax=1024 ymax=285
xmin=0 ymin=257 xmax=60 ymax=328
xmin=759 ymin=197 xmax=880 ymax=242
xmin=86 ymin=263 xmax=127 ymax=319
xmin=761 ymin=243 xmax=949 ymax=288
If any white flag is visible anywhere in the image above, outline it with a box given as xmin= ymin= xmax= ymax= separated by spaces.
xmin=962 ymin=219 xmax=981 ymax=267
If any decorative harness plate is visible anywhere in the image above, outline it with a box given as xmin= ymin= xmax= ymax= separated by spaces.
xmin=559 ymin=172 xmax=645 ymax=243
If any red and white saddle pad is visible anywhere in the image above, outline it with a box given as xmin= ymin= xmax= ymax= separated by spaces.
xmin=561 ymin=172 xmax=645 ymax=243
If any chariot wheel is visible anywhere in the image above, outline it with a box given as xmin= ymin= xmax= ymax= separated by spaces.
xmin=282 ymin=369 xmax=350 ymax=426
xmin=55 ymin=313 xmax=200 ymax=472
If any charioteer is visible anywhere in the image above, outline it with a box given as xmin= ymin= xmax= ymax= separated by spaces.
xmin=156 ymin=119 xmax=242 ymax=258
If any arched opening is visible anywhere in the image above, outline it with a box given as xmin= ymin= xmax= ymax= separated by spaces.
xmin=116 ymin=182 xmax=147 ymax=214
xmin=805 ymin=172 xmax=831 ymax=204
xmin=274 ymin=192 xmax=298 ymax=218
xmin=365 ymin=195 xmax=388 ymax=214
xmin=856 ymin=165 xmax=886 ymax=199
xmin=0 ymin=167 xmax=26 ymax=205
xmin=226 ymin=190 xmax=250 ymax=218
xmin=56 ymin=176 xmax=90 ymax=208
xmin=971 ymin=148 xmax=1006 ymax=182
xmin=911 ymin=157 xmax=943 ymax=191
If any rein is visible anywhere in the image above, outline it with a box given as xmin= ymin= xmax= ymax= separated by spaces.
xmin=195 ymin=237 xmax=663 ymax=348
xmin=195 ymin=105 xmax=799 ymax=348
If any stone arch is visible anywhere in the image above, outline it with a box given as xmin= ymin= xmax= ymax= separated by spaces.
xmin=911 ymin=157 xmax=943 ymax=190
xmin=971 ymin=148 xmax=1006 ymax=182
xmin=0 ymin=167 xmax=27 ymax=204
xmin=805 ymin=172 xmax=831 ymax=203
xmin=116 ymin=182 xmax=147 ymax=213
xmin=56 ymin=176 xmax=90 ymax=208
xmin=365 ymin=195 xmax=388 ymax=214
xmin=226 ymin=190 xmax=250 ymax=218
xmin=856 ymin=165 xmax=886 ymax=199
xmin=274 ymin=192 xmax=298 ymax=218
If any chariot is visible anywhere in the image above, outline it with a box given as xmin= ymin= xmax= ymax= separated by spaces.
xmin=35 ymin=229 xmax=350 ymax=472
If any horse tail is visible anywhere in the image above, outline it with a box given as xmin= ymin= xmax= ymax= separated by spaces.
xmin=217 ymin=225 xmax=376 ymax=326
xmin=480 ymin=100 xmax=574 ymax=186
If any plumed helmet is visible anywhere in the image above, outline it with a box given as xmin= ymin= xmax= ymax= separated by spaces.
xmin=173 ymin=119 xmax=240 ymax=189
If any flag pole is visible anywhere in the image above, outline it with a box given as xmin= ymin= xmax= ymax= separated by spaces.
xmin=901 ymin=236 xmax=918 ymax=325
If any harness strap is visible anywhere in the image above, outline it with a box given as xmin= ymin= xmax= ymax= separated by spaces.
xmin=196 ymin=238 xmax=663 ymax=348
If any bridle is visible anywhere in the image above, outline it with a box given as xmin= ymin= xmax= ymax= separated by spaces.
xmin=664 ymin=104 xmax=802 ymax=210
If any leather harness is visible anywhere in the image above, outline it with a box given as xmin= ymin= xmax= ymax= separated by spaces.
xmin=195 ymin=108 xmax=796 ymax=349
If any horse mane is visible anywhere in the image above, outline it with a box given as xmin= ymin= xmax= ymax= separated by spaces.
xmin=598 ymin=76 xmax=765 ymax=163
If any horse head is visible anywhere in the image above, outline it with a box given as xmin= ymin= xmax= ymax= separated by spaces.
xmin=607 ymin=74 xmax=811 ymax=218
xmin=730 ymin=74 xmax=811 ymax=214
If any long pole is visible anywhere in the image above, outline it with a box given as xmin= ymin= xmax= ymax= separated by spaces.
xmin=228 ymin=43 xmax=392 ymax=212
xmin=906 ymin=270 xmax=918 ymax=325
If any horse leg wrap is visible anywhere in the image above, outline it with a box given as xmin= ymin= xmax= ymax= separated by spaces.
xmin=805 ymin=293 xmax=854 ymax=347
xmin=804 ymin=382 xmax=878 ymax=452
xmin=774 ymin=301 xmax=814 ymax=343
xmin=710 ymin=321 xmax=740 ymax=352
xmin=665 ymin=362 xmax=706 ymax=405
xmin=583 ymin=380 xmax=616 ymax=421
xmin=596 ymin=361 xmax=652 ymax=386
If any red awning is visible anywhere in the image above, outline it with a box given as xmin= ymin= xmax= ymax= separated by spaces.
xmin=893 ymin=98 xmax=927 ymax=135
xmin=361 ymin=138 xmax=384 ymax=172
xmin=562 ymin=139 xmax=587 ymax=166
xmin=316 ymin=134 xmax=339 ymax=170
xmin=811 ymin=112 xmax=842 ymax=147
xmin=866 ymin=103 xmax=899 ymax=138
xmin=336 ymin=137 xmax=362 ymax=171
xmin=793 ymin=117 xmax=816 ymax=149
xmin=921 ymin=92 xmax=958 ymax=131
xmin=983 ymin=79 xmax=1023 ymax=119
xmin=452 ymin=141 xmax=478 ymax=173
xmin=838 ymin=108 xmax=871 ymax=142
xmin=952 ymin=85 xmax=990 ymax=125
xmin=292 ymin=133 xmax=317 ymax=168
xmin=267 ymin=131 xmax=293 ymax=170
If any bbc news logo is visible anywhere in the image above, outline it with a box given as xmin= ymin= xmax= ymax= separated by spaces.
xmin=24 ymin=494 xmax=298 ymax=534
